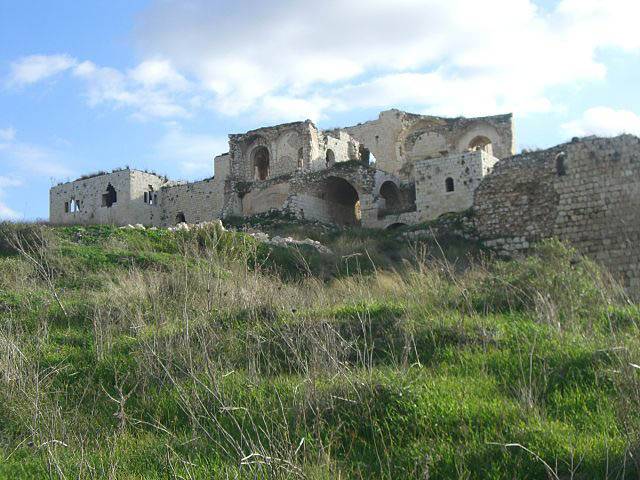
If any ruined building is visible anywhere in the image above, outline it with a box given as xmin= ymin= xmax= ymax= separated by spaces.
xmin=50 ymin=109 xmax=513 ymax=229
xmin=49 ymin=109 xmax=640 ymax=295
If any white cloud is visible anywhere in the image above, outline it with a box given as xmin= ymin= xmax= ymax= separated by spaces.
xmin=72 ymin=60 xmax=189 ymax=120
xmin=129 ymin=58 xmax=189 ymax=91
xmin=7 ymin=0 xmax=640 ymax=125
xmin=0 ymin=127 xmax=16 ymax=143
xmin=6 ymin=55 xmax=192 ymax=120
xmin=132 ymin=0 xmax=640 ymax=120
xmin=556 ymin=0 xmax=640 ymax=52
xmin=562 ymin=107 xmax=640 ymax=137
xmin=0 ymin=127 xmax=74 ymax=178
xmin=0 ymin=176 xmax=23 ymax=221
xmin=7 ymin=54 xmax=77 ymax=87
xmin=153 ymin=124 xmax=228 ymax=177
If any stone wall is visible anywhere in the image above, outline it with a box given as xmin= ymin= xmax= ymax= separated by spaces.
xmin=321 ymin=130 xmax=360 ymax=169
xmin=50 ymin=170 xmax=168 ymax=225
xmin=242 ymin=183 xmax=290 ymax=216
xmin=474 ymin=135 xmax=640 ymax=296
xmin=285 ymin=166 xmax=378 ymax=226
xmin=415 ymin=150 xmax=498 ymax=222
xmin=345 ymin=109 xmax=514 ymax=181
xmin=129 ymin=171 xmax=171 ymax=225
xmin=159 ymin=178 xmax=221 ymax=226
xmin=228 ymin=121 xmax=364 ymax=184
xmin=229 ymin=122 xmax=312 ymax=181
xmin=157 ymin=154 xmax=228 ymax=226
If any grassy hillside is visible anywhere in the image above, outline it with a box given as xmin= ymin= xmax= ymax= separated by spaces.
xmin=0 ymin=220 xmax=639 ymax=479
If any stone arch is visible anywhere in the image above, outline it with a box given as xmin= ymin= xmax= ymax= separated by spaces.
xmin=468 ymin=135 xmax=493 ymax=155
xmin=326 ymin=149 xmax=335 ymax=167
xmin=457 ymin=123 xmax=500 ymax=156
xmin=251 ymin=146 xmax=270 ymax=181
xmin=379 ymin=180 xmax=401 ymax=212
xmin=385 ymin=222 xmax=407 ymax=230
xmin=322 ymin=176 xmax=361 ymax=226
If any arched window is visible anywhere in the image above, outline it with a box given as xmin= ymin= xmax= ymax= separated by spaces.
xmin=468 ymin=136 xmax=493 ymax=156
xmin=556 ymin=152 xmax=567 ymax=176
xmin=445 ymin=177 xmax=455 ymax=192
xmin=326 ymin=149 xmax=335 ymax=167
xmin=102 ymin=184 xmax=117 ymax=207
xmin=252 ymin=146 xmax=270 ymax=181
xmin=176 ymin=212 xmax=186 ymax=224
xmin=297 ymin=147 xmax=304 ymax=169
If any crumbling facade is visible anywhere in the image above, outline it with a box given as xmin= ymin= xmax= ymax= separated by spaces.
xmin=51 ymin=109 xmax=512 ymax=229
xmin=474 ymin=134 xmax=640 ymax=295
xmin=49 ymin=108 xmax=640 ymax=295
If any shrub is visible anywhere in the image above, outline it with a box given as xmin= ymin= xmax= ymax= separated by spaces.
xmin=469 ymin=239 xmax=621 ymax=321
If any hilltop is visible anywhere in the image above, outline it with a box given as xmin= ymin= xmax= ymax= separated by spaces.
xmin=0 ymin=218 xmax=639 ymax=479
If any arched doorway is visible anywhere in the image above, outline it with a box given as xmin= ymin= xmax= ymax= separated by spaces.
xmin=252 ymin=146 xmax=270 ymax=180
xmin=379 ymin=181 xmax=401 ymax=213
xmin=176 ymin=212 xmax=186 ymax=224
xmin=323 ymin=176 xmax=361 ymax=226
xmin=468 ymin=136 xmax=493 ymax=155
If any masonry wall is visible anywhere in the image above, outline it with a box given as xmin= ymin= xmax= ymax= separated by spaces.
xmin=474 ymin=135 xmax=640 ymax=296
xmin=50 ymin=170 xmax=167 ymax=225
xmin=320 ymin=130 xmax=360 ymax=169
xmin=242 ymin=183 xmax=290 ymax=216
xmin=158 ymin=179 xmax=218 ymax=226
xmin=229 ymin=122 xmax=312 ymax=182
xmin=345 ymin=109 xmax=514 ymax=181
xmin=128 ymin=171 xmax=170 ymax=225
xmin=157 ymin=154 xmax=229 ymax=226
xmin=415 ymin=150 xmax=498 ymax=222
xmin=285 ymin=165 xmax=387 ymax=227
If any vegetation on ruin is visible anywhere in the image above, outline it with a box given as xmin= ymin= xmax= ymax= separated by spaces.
xmin=1 ymin=219 xmax=639 ymax=479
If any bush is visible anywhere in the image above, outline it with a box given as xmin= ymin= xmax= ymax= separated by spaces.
xmin=469 ymin=239 xmax=620 ymax=321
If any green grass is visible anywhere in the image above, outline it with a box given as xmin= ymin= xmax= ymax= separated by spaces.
xmin=0 ymin=221 xmax=638 ymax=479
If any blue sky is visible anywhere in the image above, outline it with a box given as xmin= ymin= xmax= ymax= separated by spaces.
xmin=1 ymin=0 xmax=639 ymax=220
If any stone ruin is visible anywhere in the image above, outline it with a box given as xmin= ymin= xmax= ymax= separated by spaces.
xmin=49 ymin=108 xmax=640 ymax=296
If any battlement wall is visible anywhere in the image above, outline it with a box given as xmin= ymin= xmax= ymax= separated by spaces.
xmin=474 ymin=135 xmax=640 ymax=296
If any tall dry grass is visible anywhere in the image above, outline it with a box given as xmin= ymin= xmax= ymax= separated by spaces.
xmin=0 ymin=223 xmax=637 ymax=478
